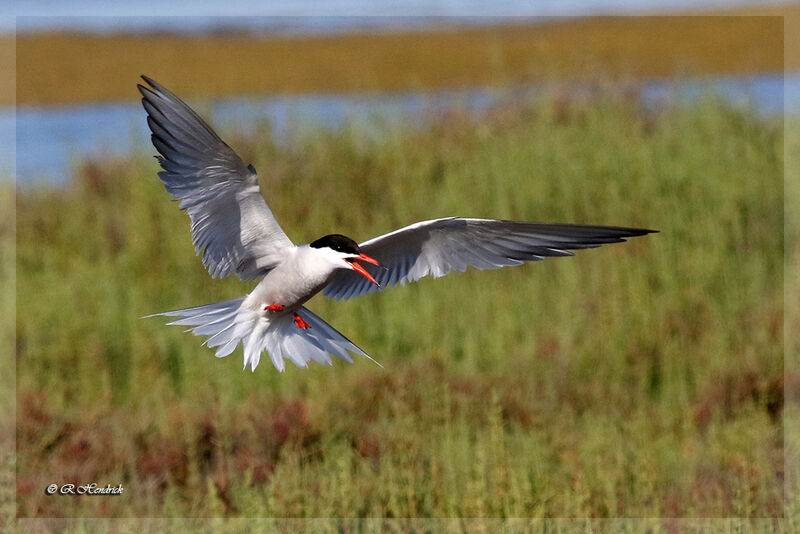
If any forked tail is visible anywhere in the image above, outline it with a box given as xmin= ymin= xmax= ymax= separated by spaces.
xmin=148 ymin=298 xmax=378 ymax=372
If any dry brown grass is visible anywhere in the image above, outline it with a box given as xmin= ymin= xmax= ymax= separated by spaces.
xmin=12 ymin=10 xmax=794 ymax=107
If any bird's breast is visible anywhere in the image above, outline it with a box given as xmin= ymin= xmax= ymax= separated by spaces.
xmin=245 ymin=252 xmax=337 ymax=312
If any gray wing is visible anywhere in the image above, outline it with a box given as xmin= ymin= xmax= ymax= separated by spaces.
xmin=138 ymin=76 xmax=294 ymax=280
xmin=323 ymin=217 xmax=655 ymax=300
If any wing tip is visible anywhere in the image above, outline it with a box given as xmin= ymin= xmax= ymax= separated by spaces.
xmin=139 ymin=74 xmax=165 ymax=95
xmin=625 ymin=227 xmax=659 ymax=236
xmin=137 ymin=75 xmax=160 ymax=99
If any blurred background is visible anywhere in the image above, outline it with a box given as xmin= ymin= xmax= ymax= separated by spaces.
xmin=5 ymin=1 xmax=799 ymax=186
xmin=5 ymin=0 xmax=797 ymax=530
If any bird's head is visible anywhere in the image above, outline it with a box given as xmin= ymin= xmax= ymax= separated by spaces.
xmin=309 ymin=234 xmax=381 ymax=286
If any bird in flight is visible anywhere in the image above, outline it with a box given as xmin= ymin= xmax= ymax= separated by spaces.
xmin=139 ymin=76 xmax=655 ymax=373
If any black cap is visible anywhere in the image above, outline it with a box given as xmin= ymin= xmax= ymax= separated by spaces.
xmin=309 ymin=234 xmax=360 ymax=255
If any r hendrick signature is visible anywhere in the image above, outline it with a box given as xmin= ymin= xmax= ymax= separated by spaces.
xmin=45 ymin=483 xmax=124 ymax=496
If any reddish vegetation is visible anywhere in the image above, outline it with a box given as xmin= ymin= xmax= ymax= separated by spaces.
xmin=353 ymin=431 xmax=381 ymax=461
xmin=15 ymin=356 xmax=786 ymax=516
xmin=136 ymin=436 xmax=188 ymax=488
xmin=15 ymin=390 xmax=320 ymax=516
xmin=693 ymin=370 xmax=786 ymax=432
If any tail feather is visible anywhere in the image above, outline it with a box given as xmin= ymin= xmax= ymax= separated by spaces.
xmin=151 ymin=297 xmax=244 ymax=321
xmin=147 ymin=299 xmax=377 ymax=372
xmin=190 ymin=311 xmax=240 ymax=336
xmin=300 ymin=308 xmax=384 ymax=368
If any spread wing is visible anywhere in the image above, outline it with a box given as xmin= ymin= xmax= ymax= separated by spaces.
xmin=323 ymin=217 xmax=655 ymax=300
xmin=138 ymin=75 xmax=294 ymax=280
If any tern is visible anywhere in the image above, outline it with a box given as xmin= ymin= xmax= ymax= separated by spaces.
xmin=139 ymin=76 xmax=655 ymax=373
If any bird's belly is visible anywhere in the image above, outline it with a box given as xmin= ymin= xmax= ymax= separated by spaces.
xmin=244 ymin=267 xmax=331 ymax=312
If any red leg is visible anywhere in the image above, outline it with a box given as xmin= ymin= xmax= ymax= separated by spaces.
xmin=264 ymin=304 xmax=284 ymax=312
xmin=293 ymin=313 xmax=310 ymax=329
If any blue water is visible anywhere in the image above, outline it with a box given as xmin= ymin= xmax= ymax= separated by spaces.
xmin=10 ymin=88 xmax=500 ymax=186
xmin=7 ymin=73 xmax=798 ymax=186
xmin=7 ymin=1 xmax=756 ymax=34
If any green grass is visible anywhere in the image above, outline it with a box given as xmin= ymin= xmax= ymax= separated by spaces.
xmin=12 ymin=90 xmax=788 ymax=526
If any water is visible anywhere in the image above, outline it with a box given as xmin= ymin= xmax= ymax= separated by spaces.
xmin=8 ymin=1 xmax=756 ymax=34
xmin=11 ymin=88 xmax=500 ymax=186
xmin=7 ymin=73 xmax=798 ymax=186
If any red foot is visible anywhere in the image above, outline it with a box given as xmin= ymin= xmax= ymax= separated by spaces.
xmin=264 ymin=304 xmax=284 ymax=312
xmin=293 ymin=313 xmax=310 ymax=329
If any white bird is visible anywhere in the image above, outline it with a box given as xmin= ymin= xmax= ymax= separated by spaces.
xmin=139 ymin=76 xmax=655 ymax=373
